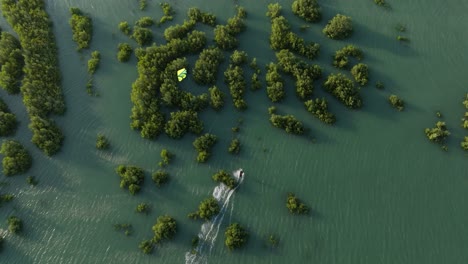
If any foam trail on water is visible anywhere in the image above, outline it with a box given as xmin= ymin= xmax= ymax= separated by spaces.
xmin=185 ymin=169 xmax=244 ymax=264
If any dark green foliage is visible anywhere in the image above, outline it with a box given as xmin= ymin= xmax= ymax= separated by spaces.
xmin=130 ymin=33 xmax=206 ymax=139
xmin=266 ymin=3 xmax=282 ymax=19
xmin=119 ymin=21 xmax=131 ymax=35
xmin=375 ymin=81 xmax=384 ymax=89
xmin=269 ymin=112 xmax=304 ymax=135
xmin=250 ymin=58 xmax=262 ymax=91
xmin=397 ymin=36 xmax=409 ymax=42
xmin=212 ymin=170 xmax=236 ymax=188
xmin=209 ymin=86 xmax=225 ymax=111
xmin=224 ymin=65 xmax=247 ymax=110
xmin=228 ymin=138 xmax=241 ymax=154
xmin=164 ymin=110 xmax=203 ymax=139
xmin=2 ymin=0 xmax=66 ymax=155
xmin=286 ymin=193 xmax=309 ymax=214
xmin=132 ymin=27 xmax=153 ymax=46
xmin=425 ymin=121 xmax=450 ymax=143
xmin=139 ymin=0 xmax=147 ymax=11
xmin=7 ymin=215 xmax=22 ymax=234
xmin=29 ymin=117 xmax=64 ymax=156
xmin=333 ymin=45 xmax=363 ymax=69
xmin=461 ymin=137 xmax=468 ymax=151
xmin=266 ymin=234 xmax=279 ymax=248
xmin=0 ymin=194 xmax=14 ymax=205
xmin=164 ymin=20 xmax=196 ymax=41
xmin=188 ymin=8 xmax=217 ymax=26
xmin=388 ymin=95 xmax=404 ymax=111
xmin=114 ymin=223 xmax=133 ymax=236
xmin=152 ymin=215 xmax=177 ymax=243
xmin=193 ymin=47 xmax=224 ymax=85
xmin=374 ymin=0 xmax=386 ymax=6
xmin=350 ymin=63 xmax=369 ymax=86
xmin=0 ymin=32 xmax=24 ymax=94
xmin=159 ymin=149 xmax=172 ymax=167
xmin=0 ymin=140 xmax=32 ymax=176
xmin=230 ymin=50 xmax=248 ymax=66
xmin=159 ymin=2 xmax=175 ymax=25
xmin=152 ymin=170 xmax=169 ymax=187
xmin=139 ymin=239 xmax=153 ymax=254
xmin=136 ymin=17 xmax=154 ymax=27
xmin=115 ymin=165 xmax=144 ymax=195
xmin=225 ymin=223 xmax=248 ymax=250
xmin=69 ymin=7 xmax=93 ymax=50
xmin=189 ymin=197 xmax=220 ymax=220
xmin=292 ymin=0 xmax=321 ymax=23
xmin=269 ymin=15 xmax=320 ymax=59
xmin=0 ymin=98 xmax=17 ymax=136
xmin=323 ymin=14 xmax=353 ymax=40
xmin=117 ymin=43 xmax=132 ymax=62
xmin=323 ymin=73 xmax=362 ymax=108
xmin=87 ymin=51 xmax=100 ymax=74
xmin=136 ymin=202 xmax=150 ymax=214
xmin=395 ymin=23 xmax=406 ymax=32
xmin=214 ymin=7 xmax=246 ymax=50
xmin=462 ymin=94 xmax=468 ymax=129
xmin=265 ymin=63 xmax=285 ymax=102
xmin=26 ymin=175 xmax=38 ymax=186
xmin=96 ymin=134 xmax=109 ymax=149
xmin=193 ymin=134 xmax=217 ymax=163
xmin=305 ymin=98 xmax=336 ymax=124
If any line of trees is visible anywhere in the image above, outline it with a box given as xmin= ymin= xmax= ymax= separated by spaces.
xmin=0 ymin=32 xmax=24 ymax=94
xmin=193 ymin=47 xmax=224 ymax=85
xmin=304 ymin=98 xmax=336 ymax=124
xmin=268 ymin=106 xmax=305 ymax=135
xmin=0 ymin=97 xmax=17 ymax=136
xmin=214 ymin=6 xmax=247 ymax=50
xmin=2 ymin=0 xmax=66 ymax=155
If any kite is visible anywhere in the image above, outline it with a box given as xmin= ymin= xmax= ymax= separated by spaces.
xmin=177 ymin=68 xmax=187 ymax=82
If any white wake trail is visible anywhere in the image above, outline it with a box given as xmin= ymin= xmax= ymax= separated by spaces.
xmin=185 ymin=169 xmax=244 ymax=264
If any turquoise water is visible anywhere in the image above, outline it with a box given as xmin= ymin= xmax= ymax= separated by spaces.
xmin=1 ymin=0 xmax=468 ymax=263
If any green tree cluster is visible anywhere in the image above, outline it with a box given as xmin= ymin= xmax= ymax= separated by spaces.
xmin=266 ymin=3 xmax=282 ymax=19
xmin=117 ymin=43 xmax=132 ymax=62
xmin=118 ymin=21 xmax=131 ymax=35
xmin=114 ymin=223 xmax=132 ymax=236
xmin=164 ymin=20 xmax=196 ymax=41
xmin=152 ymin=215 xmax=177 ymax=243
xmin=136 ymin=202 xmax=150 ymax=214
xmin=130 ymin=31 xmax=206 ymax=139
xmin=96 ymin=134 xmax=109 ymax=149
xmin=2 ymin=0 xmax=66 ymax=155
xmin=132 ymin=26 xmax=153 ymax=46
xmin=225 ymin=223 xmax=248 ymax=250
xmin=224 ymin=65 xmax=247 ymax=110
xmin=87 ymin=51 xmax=100 ymax=74
xmin=461 ymin=137 xmax=468 ymax=151
xmin=188 ymin=8 xmax=217 ymax=26
xmin=424 ymin=121 xmax=450 ymax=143
xmin=333 ymin=45 xmax=363 ymax=69
xmin=193 ymin=47 xmax=224 ymax=85
xmin=164 ymin=110 xmax=203 ymax=139
xmin=159 ymin=3 xmax=175 ymax=25
xmin=323 ymin=14 xmax=353 ymax=40
xmin=351 ymin=63 xmax=369 ymax=86
xmin=230 ymin=50 xmax=248 ymax=66
xmin=275 ymin=49 xmax=322 ymax=100
xmin=250 ymin=58 xmax=262 ymax=91
xmin=193 ymin=133 xmax=217 ymax=163
xmin=7 ymin=215 xmax=22 ymax=234
xmin=26 ymin=175 xmax=38 ymax=186
xmin=159 ymin=149 xmax=173 ymax=167
xmin=388 ymin=95 xmax=404 ymax=111
xmin=209 ymin=86 xmax=225 ymax=111
xmin=152 ymin=170 xmax=169 ymax=187
xmin=69 ymin=7 xmax=93 ymax=50
xmin=0 ymin=32 xmax=24 ymax=94
xmin=286 ymin=193 xmax=309 ymax=214
xmin=139 ymin=239 xmax=153 ymax=254
xmin=265 ymin=63 xmax=285 ymax=102
xmin=212 ymin=170 xmax=236 ymax=188
xmin=323 ymin=73 xmax=362 ymax=108
xmin=304 ymin=98 xmax=336 ymax=124
xmin=462 ymin=94 xmax=468 ymax=129
xmin=228 ymin=138 xmax=241 ymax=154
xmin=115 ymin=165 xmax=144 ymax=195
xmin=0 ymin=140 xmax=32 ymax=176
xmin=0 ymin=98 xmax=17 ymax=136
xmin=139 ymin=0 xmax=147 ymax=11
xmin=136 ymin=17 xmax=154 ymax=27
xmin=214 ymin=7 xmax=246 ymax=50
xmin=188 ymin=197 xmax=220 ymax=220
xmin=269 ymin=109 xmax=305 ymax=135
xmin=291 ymin=0 xmax=321 ymax=23
xmin=269 ymin=14 xmax=320 ymax=59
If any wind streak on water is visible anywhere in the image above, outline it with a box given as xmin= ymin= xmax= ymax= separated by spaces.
xmin=185 ymin=169 xmax=244 ymax=264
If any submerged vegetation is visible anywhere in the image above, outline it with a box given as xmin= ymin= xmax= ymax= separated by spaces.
xmin=225 ymin=223 xmax=248 ymax=250
xmin=0 ymin=32 xmax=24 ymax=94
xmin=286 ymin=193 xmax=309 ymax=215
xmin=0 ymin=140 xmax=32 ymax=176
xmin=188 ymin=197 xmax=220 ymax=220
xmin=69 ymin=7 xmax=93 ymax=50
xmin=115 ymin=165 xmax=144 ymax=195
xmin=2 ymin=0 xmax=66 ymax=155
